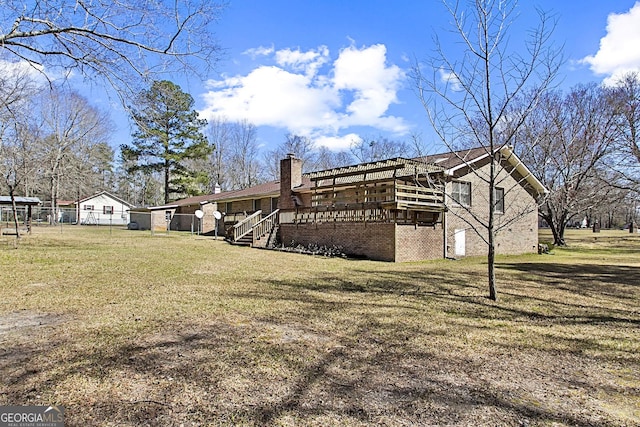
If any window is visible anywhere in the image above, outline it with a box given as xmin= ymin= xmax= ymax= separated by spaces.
xmin=165 ymin=211 xmax=172 ymax=221
xmin=253 ymin=198 xmax=261 ymax=212
xmin=84 ymin=205 xmax=94 ymax=210
xmin=494 ymin=187 xmax=505 ymax=214
xmin=451 ymin=181 xmax=471 ymax=207
xmin=225 ymin=202 xmax=232 ymax=213
xmin=103 ymin=206 xmax=114 ymax=214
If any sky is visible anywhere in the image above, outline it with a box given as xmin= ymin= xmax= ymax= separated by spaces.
xmin=103 ymin=0 xmax=640 ymax=154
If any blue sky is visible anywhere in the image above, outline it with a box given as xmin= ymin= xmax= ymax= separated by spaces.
xmin=109 ymin=0 xmax=640 ymax=153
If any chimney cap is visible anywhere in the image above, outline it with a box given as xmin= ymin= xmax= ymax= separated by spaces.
xmin=287 ymin=152 xmax=296 ymax=159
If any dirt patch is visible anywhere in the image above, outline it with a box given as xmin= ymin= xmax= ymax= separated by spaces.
xmin=0 ymin=311 xmax=65 ymax=336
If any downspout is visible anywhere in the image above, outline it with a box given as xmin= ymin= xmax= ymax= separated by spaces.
xmin=442 ymin=208 xmax=448 ymax=259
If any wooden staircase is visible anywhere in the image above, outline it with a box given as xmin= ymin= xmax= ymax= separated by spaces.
xmin=233 ymin=231 xmax=254 ymax=246
xmin=226 ymin=209 xmax=280 ymax=248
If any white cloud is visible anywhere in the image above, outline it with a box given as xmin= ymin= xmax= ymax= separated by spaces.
xmin=201 ymin=65 xmax=340 ymax=135
xmin=333 ymin=44 xmax=406 ymax=126
xmin=581 ymin=2 xmax=640 ymax=84
xmin=243 ymin=45 xmax=274 ymax=59
xmin=274 ymin=46 xmax=329 ymax=76
xmin=438 ymin=68 xmax=462 ymax=92
xmin=0 ymin=59 xmax=45 ymax=79
xmin=314 ymin=133 xmax=362 ymax=151
xmin=200 ymin=44 xmax=408 ymax=150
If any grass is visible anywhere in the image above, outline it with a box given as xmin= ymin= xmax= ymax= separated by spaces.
xmin=1 ymin=226 xmax=639 ymax=426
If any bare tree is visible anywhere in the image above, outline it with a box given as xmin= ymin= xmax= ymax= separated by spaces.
xmin=205 ymin=116 xmax=233 ymax=191
xmin=0 ymin=0 xmax=225 ymax=99
xmin=350 ymin=136 xmax=412 ymax=163
xmin=0 ymin=64 xmax=41 ymax=237
xmin=0 ymin=124 xmax=40 ymax=237
xmin=413 ymin=0 xmax=561 ymax=300
xmin=517 ymin=84 xmax=618 ymax=245
xmin=607 ymin=72 xmax=640 ymax=190
xmin=314 ymin=146 xmax=353 ymax=171
xmin=227 ymin=120 xmax=263 ymax=190
xmin=38 ymin=88 xmax=112 ymax=222
xmin=263 ymin=134 xmax=318 ymax=180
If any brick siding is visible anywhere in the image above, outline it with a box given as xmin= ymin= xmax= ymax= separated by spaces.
xmin=280 ymin=222 xmax=443 ymax=262
xmin=446 ymin=161 xmax=539 ymax=257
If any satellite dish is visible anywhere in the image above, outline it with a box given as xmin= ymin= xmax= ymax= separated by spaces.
xmin=213 ymin=210 xmax=222 ymax=220
xmin=194 ymin=209 xmax=204 ymax=219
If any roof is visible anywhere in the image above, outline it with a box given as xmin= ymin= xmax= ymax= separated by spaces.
xmin=417 ymin=147 xmax=492 ymax=170
xmin=417 ymin=146 xmax=548 ymax=195
xmin=145 ymin=148 xmax=546 ymax=210
xmin=168 ymin=193 xmax=220 ymax=207
xmin=0 ymin=196 xmax=41 ymax=206
xmin=209 ymin=180 xmax=283 ymax=202
xmin=79 ymin=191 xmax=135 ymax=208
xmin=154 ymin=179 xmax=308 ymax=209
xmin=146 ymin=192 xmax=230 ymax=211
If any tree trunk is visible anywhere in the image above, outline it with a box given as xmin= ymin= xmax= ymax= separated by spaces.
xmin=488 ymin=242 xmax=497 ymax=301
xmin=488 ymin=156 xmax=497 ymax=301
xmin=9 ymin=189 xmax=21 ymax=239
xmin=164 ymin=161 xmax=170 ymax=204
xmin=542 ymin=204 xmax=567 ymax=246
xmin=49 ymin=174 xmax=57 ymax=225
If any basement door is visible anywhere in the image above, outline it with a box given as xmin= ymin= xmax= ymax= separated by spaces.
xmin=454 ymin=229 xmax=466 ymax=257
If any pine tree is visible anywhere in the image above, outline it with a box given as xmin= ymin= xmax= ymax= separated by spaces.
xmin=122 ymin=80 xmax=211 ymax=203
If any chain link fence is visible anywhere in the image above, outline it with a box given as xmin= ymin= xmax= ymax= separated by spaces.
xmin=0 ymin=206 xmax=223 ymax=237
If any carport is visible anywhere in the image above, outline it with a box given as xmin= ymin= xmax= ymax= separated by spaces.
xmin=0 ymin=196 xmax=41 ymax=234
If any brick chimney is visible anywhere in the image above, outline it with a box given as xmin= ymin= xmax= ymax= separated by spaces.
xmin=279 ymin=153 xmax=303 ymax=210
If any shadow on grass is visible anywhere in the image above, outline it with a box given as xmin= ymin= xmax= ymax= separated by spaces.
xmin=500 ymin=261 xmax=640 ymax=291
xmin=2 ymin=261 xmax=638 ymax=426
xmin=252 ymin=264 xmax=639 ymax=328
xmin=2 ymin=317 xmax=625 ymax=426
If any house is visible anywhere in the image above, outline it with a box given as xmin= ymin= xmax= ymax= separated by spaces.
xmin=60 ymin=191 xmax=135 ymax=225
xmin=220 ymin=146 xmax=546 ymax=262
xmin=142 ymin=146 xmax=546 ymax=262
xmin=136 ymin=181 xmax=284 ymax=234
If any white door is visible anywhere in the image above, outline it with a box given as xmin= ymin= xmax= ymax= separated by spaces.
xmin=454 ymin=229 xmax=466 ymax=257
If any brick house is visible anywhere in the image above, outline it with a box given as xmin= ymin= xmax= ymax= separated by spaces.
xmin=142 ymin=146 xmax=546 ymax=261
xmin=223 ymin=146 xmax=545 ymax=261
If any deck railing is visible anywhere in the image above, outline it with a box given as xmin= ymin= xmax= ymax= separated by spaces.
xmin=311 ymin=181 xmax=444 ymax=209
xmin=279 ymin=202 xmax=442 ymax=225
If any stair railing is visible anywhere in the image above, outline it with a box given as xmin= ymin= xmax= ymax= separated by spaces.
xmin=252 ymin=209 xmax=279 ymax=240
xmin=231 ymin=210 xmax=262 ymax=242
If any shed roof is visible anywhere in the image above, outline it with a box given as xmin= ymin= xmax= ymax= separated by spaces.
xmin=0 ymin=196 xmax=41 ymax=206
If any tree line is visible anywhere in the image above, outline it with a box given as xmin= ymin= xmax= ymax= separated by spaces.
xmin=515 ymin=74 xmax=640 ymax=246
xmin=2 ymin=72 xmax=639 ymax=244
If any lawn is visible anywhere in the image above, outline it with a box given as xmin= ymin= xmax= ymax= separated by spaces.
xmin=1 ymin=226 xmax=638 ymax=426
